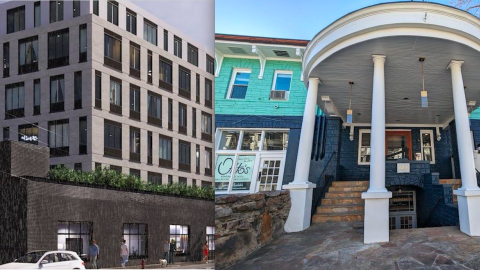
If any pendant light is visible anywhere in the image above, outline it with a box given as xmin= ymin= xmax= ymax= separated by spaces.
xmin=347 ymin=81 xmax=354 ymax=123
xmin=420 ymin=58 xmax=428 ymax=108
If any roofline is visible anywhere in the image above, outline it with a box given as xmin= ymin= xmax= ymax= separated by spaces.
xmin=215 ymin=33 xmax=310 ymax=46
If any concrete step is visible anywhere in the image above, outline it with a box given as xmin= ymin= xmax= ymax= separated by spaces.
xmin=322 ymin=197 xmax=364 ymax=205
xmin=329 ymin=186 xmax=368 ymax=192
xmin=312 ymin=212 xmax=364 ymax=223
xmin=439 ymin=179 xmax=462 ymax=185
xmin=331 ymin=181 xmax=369 ymax=187
xmin=317 ymin=204 xmax=364 ymax=214
xmin=325 ymin=191 xmax=363 ymax=198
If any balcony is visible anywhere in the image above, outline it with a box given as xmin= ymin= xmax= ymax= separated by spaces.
xmin=5 ymin=108 xmax=25 ymax=119
xmin=18 ymin=62 xmax=38 ymax=75
xmin=110 ymin=104 xmax=122 ymax=115
xmin=130 ymin=110 xmax=140 ymax=121
xmin=159 ymin=158 xmax=172 ymax=169
xmin=130 ymin=152 xmax=140 ymax=162
xmin=104 ymin=147 xmax=122 ymax=159
xmin=148 ymin=115 xmax=162 ymax=127
xmin=179 ymin=162 xmax=191 ymax=172
xmin=48 ymin=56 xmax=69 ymax=69
xmin=205 ymin=99 xmax=212 ymax=108
xmin=104 ymin=57 xmax=122 ymax=71
xmin=50 ymin=146 xmax=69 ymax=157
xmin=50 ymin=102 xmax=64 ymax=113
xmin=33 ymin=105 xmax=40 ymax=115
xmin=130 ymin=67 xmax=140 ymax=79
xmin=179 ymin=88 xmax=191 ymax=100
xmin=159 ymin=80 xmax=172 ymax=92
xmin=270 ymin=90 xmax=289 ymax=101
xmin=95 ymin=99 xmax=102 ymax=109
xmin=79 ymin=52 xmax=87 ymax=63
xmin=179 ymin=125 xmax=187 ymax=135
xmin=74 ymin=99 xmax=82 ymax=110
xmin=202 ymin=132 xmax=212 ymax=142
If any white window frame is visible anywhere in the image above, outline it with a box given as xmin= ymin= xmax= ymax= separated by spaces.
xmin=420 ymin=129 xmax=435 ymax=164
xmin=272 ymin=70 xmax=293 ymax=91
xmin=226 ymin=68 xmax=251 ymax=100
xmin=358 ymin=129 xmax=371 ymax=165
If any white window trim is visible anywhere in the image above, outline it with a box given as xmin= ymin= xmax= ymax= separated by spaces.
xmin=226 ymin=68 xmax=251 ymax=100
xmin=272 ymin=70 xmax=293 ymax=91
xmin=420 ymin=129 xmax=435 ymax=164
xmin=358 ymin=129 xmax=371 ymax=165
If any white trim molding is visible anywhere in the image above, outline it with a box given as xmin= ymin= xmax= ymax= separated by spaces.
xmin=252 ymin=45 xmax=266 ymax=79
xmin=214 ymin=49 xmax=224 ymax=77
xmin=420 ymin=129 xmax=436 ymax=164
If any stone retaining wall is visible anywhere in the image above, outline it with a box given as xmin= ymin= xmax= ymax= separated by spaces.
xmin=215 ymin=191 xmax=291 ymax=270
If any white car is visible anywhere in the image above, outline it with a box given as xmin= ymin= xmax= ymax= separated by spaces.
xmin=0 ymin=250 xmax=86 ymax=269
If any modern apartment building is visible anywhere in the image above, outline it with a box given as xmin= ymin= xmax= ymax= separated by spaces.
xmin=0 ymin=0 xmax=215 ymax=187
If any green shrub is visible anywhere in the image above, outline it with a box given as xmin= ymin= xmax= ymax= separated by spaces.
xmin=47 ymin=166 xmax=214 ymax=200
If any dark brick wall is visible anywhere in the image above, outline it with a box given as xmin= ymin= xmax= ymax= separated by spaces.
xmin=215 ymin=114 xmax=303 ymax=129
xmin=385 ymin=161 xmax=430 ymax=188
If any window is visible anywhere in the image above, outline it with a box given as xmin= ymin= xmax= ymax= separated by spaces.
xmin=104 ymin=30 xmax=122 ymax=70
xmin=206 ymin=226 xmax=215 ymax=260
xmin=201 ymin=112 xmax=212 ymax=142
xmin=48 ymin=28 xmax=69 ymax=69
xmin=241 ymin=131 xmax=262 ymax=151
xmin=130 ymin=85 xmax=140 ymax=120
xmin=73 ymin=0 xmax=80 ymax=17
xmin=110 ymin=165 xmax=122 ymax=174
xmin=74 ymin=163 xmax=82 ymax=171
xmin=18 ymin=124 xmax=38 ymax=145
xmin=33 ymin=79 xmax=41 ymax=115
xmin=123 ymin=224 xmax=148 ymax=259
xmin=168 ymin=99 xmax=173 ymax=130
xmin=170 ymin=225 xmax=189 ymax=255
xmin=168 ymin=175 xmax=173 ymax=185
xmin=48 ymin=119 xmax=69 ymax=157
xmin=264 ymin=132 xmax=289 ymax=150
xmin=74 ymin=71 xmax=82 ymax=109
xmin=130 ymin=127 xmax=140 ymax=162
xmin=126 ymin=10 xmax=137 ymax=35
xmin=205 ymin=147 xmax=212 ymax=176
xmin=107 ymin=1 xmax=118 ymax=25
xmin=205 ymin=79 xmax=213 ymax=108
xmin=148 ymin=172 xmax=161 ymax=184
xmin=179 ymin=177 xmax=187 ymax=185
xmin=147 ymin=92 xmax=162 ymax=126
xmin=144 ymin=20 xmax=157 ymax=45
xmin=420 ymin=130 xmax=435 ymax=164
xmin=192 ymin=108 xmax=197 ymax=137
xmin=187 ymin=44 xmax=198 ymax=66
xmin=79 ymin=24 xmax=87 ymax=63
xmin=50 ymin=1 xmax=64 ymax=23
xmin=17 ymin=36 xmax=39 ymax=75
xmin=95 ymin=71 xmax=101 ymax=109
xmin=57 ymin=221 xmax=92 ymax=256
xmin=196 ymin=75 xmax=200 ymax=103
xmin=5 ymin=82 xmax=25 ymax=119
xmin=179 ymin=140 xmax=191 ymax=172
xmin=147 ymin=51 xmax=153 ymax=84
xmin=3 ymin=127 xmax=9 ymax=141
xmin=273 ymin=71 xmax=293 ymax=91
xmin=50 ymin=75 xmax=65 ymax=113
xmin=228 ymin=70 xmax=251 ymax=99
xmin=164 ymin=30 xmax=169 ymax=51
xmin=109 ymin=78 xmax=122 ymax=114
xmin=93 ymin=0 xmax=99 ymax=16
xmin=358 ymin=130 xmax=371 ymax=165
xmin=7 ymin=6 xmax=25 ymax=34
xmin=147 ymin=131 xmax=152 ymax=164
xmin=104 ymin=119 xmax=122 ymax=158
xmin=159 ymin=57 xmax=173 ymax=91
xmin=130 ymin=43 xmax=140 ymax=78
xmin=174 ymin=36 xmax=182 ymax=58
xmin=159 ymin=135 xmax=172 ymax=168
xmin=196 ymin=145 xmax=200 ymax=174
xmin=219 ymin=131 xmax=240 ymax=150
xmin=179 ymin=103 xmax=187 ymax=134
xmin=79 ymin=116 xmax=87 ymax=154
xmin=206 ymin=55 xmax=214 ymax=75
xmin=179 ymin=67 xmax=191 ymax=99
xmin=34 ymin=2 xmax=41 ymax=27
xmin=3 ymin=43 xmax=10 ymax=78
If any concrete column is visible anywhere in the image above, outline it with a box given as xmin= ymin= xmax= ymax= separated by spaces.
xmin=282 ymin=77 xmax=319 ymax=233
xmin=362 ymin=55 xmax=392 ymax=244
xmin=449 ymin=60 xmax=480 ymax=236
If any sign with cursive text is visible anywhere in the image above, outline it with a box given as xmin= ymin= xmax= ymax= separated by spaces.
xmin=232 ymin=155 xmax=255 ymax=190
xmin=215 ymin=155 xmax=235 ymax=191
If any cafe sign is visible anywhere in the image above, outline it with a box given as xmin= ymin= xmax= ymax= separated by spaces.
xmin=215 ymin=155 xmax=256 ymax=191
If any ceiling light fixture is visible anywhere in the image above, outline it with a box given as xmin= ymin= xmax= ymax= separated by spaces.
xmin=347 ymin=81 xmax=354 ymax=124
xmin=420 ymin=57 xmax=428 ymax=108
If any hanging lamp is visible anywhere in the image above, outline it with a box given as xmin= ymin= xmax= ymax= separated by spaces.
xmin=347 ymin=81 xmax=354 ymax=123
xmin=420 ymin=58 xmax=428 ymax=108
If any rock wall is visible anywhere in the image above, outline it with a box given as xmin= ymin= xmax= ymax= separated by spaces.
xmin=215 ymin=191 xmax=291 ymax=270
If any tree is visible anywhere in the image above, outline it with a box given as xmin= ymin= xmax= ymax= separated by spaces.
xmin=451 ymin=0 xmax=480 ymax=17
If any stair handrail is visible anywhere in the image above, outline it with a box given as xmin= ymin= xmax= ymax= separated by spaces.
xmin=311 ymin=151 xmax=337 ymax=218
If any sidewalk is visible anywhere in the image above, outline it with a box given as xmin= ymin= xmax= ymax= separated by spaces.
xmin=108 ymin=261 xmax=215 ymax=269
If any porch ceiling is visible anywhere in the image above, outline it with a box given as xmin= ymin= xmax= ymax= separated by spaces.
xmin=311 ymin=36 xmax=480 ymax=126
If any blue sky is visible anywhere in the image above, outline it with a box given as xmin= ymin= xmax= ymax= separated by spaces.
xmin=215 ymin=0 xmax=452 ymax=40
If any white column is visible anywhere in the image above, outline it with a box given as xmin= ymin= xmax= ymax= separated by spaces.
xmin=282 ymin=77 xmax=319 ymax=233
xmin=362 ymin=55 xmax=392 ymax=244
xmin=449 ymin=60 xmax=480 ymax=236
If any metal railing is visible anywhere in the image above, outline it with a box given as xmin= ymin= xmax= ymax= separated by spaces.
xmin=311 ymin=152 xmax=337 ymax=218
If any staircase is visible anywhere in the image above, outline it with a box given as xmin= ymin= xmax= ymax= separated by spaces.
xmin=439 ymin=179 xmax=462 ymax=203
xmin=312 ymin=181 xmax=368 ymax=223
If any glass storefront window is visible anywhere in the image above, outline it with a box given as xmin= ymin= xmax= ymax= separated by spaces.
xmin=263 ymin=132 xmax=288 ymax=150
xmin=219 ymin=131 xmax=240 ymax=150
xmin=241 ymin=132 xmax=262 ymax=151
xmin=232 ymin=155 xmax=255 ymax=191
xmin=215 ymin=155 xmax=234 ymax=191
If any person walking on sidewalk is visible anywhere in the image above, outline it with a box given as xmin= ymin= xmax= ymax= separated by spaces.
xmin=163 ymin=240 xmax=170 ymax=264
xmin=169 ymin=239 xmax=176 ymax=264
xmin=203 ymin=242 xmax=209 ymax=263
xmin=120 ymin=239 xmax=129 ymax=268
xmin=87 ymin=240 xmax=100 ymax=269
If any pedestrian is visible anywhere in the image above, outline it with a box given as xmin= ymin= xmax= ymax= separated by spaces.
xmin=169 ymin=239 xmax=176 ymax=264
xmin=163 ymin=240 xmax=170 ymax=264
xmin=203 ymin=242 xmax=209 ymax=263
xmin=120 ymin=239 xmax=129 ymax=268
xmin=87 ymin=240 xmax=100 ymax=269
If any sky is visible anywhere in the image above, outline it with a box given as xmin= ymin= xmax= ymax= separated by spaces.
xmin=215 ymin=0 xmax=454 ymax=40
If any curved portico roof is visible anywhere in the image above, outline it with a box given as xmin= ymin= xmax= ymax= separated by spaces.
xmin=304 ymin=2 xmax=480 ymax=126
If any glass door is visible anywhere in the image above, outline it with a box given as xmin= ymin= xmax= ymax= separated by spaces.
xmin=256 ymin=158 xmax=282 ymax=192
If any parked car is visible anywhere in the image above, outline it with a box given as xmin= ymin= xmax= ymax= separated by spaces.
xmin=0 ymin=250 xmax=85 ymax=269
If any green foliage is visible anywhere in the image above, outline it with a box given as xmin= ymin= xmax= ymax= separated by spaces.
xmin=48 ymin=166 xmax=214 ymax=200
